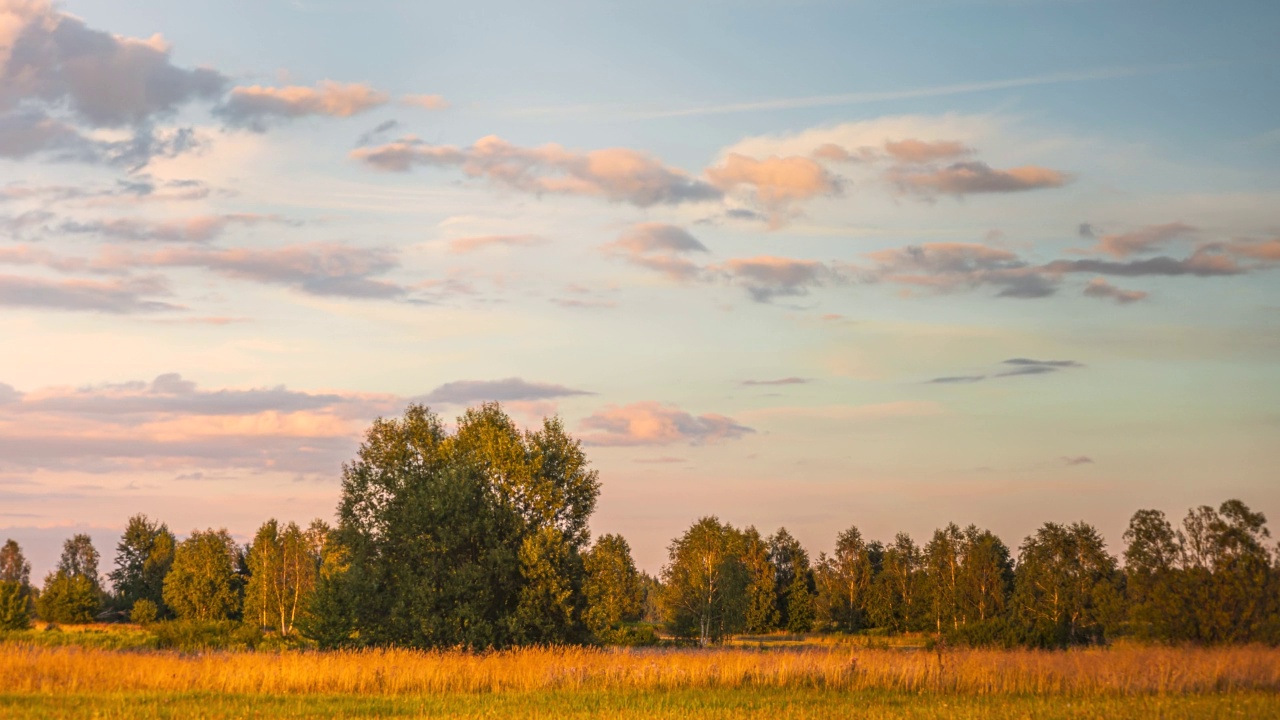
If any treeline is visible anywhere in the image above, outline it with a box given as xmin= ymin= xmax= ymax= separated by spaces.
xmin=1 ymin=403 xmax=1277 ymax=650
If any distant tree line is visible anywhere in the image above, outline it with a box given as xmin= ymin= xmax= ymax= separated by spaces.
xmin=2 ymin=404 xmax=1277 ymax=649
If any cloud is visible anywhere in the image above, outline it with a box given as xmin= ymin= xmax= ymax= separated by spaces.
xmin=864 ymin=242 xmax=1057 ymax=298
xmin=0 ymin=373 xmax=403 ymax=474
xmin=0 ymin=0 xmax=227 ymax=127
xmin=602 ymin=223 xmax=708 ymax=282
xmin=216 ymin=81 xmax=390 ymax=131
xmin=1082 ymin=278 xmax=1148 ymax=304
xmin=579 ymin=401 xmax=754 ymax=446
xmin=0 ymin=273 xmax=179 ymax=313
xmin=1062 ymin=455 xmax=1094 ymax=466
xmin=705 ymin=153 xmax=838 ymax=221
xmin=883 ymin=139 xmax=972 ymax=163
xmin=58 ymin=213 xmax=286 ymax=243
xmin=1043 ymin=248 xmax=1243 ymax=277
xmin=996 ymin=358 xmax=1084 ymax=377
xmin=103 ymin=242 xmax=408 ymax=299
xmin=1223 ymin=238 xmax=1280 ymax=261
xmin=11 ymin=373 xmax=347 ymax=416
xmin=926 ymin=358 xmax=1083 ymax=384
xmin=352 ymin=134 xmax=722 ymax=208
xmin=419 ymin=377 xmax=592 ymax=405
xmin=741 ymin=377 xmax=809 ymax=386
xmin=0 ymin=109 xmax=203 ymax=168
xmin=400 ymin=94 xmax=448 ymax=110
xmin=712 ymin=256 xmax=836 ymax=302
xmin=1085 ymin=222 xmax=1197 ymax=258
xmin=447 ymin=234 xmax=548 ymax=254
xmin=926 ymin=375 xmax=987 ymax=384
xmin=888 ymin=161 xmax=1069 ymax=197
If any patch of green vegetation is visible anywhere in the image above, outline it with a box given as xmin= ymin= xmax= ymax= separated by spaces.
xmin=0 ymin=625 xmax=159 ymax=651
xmin=1 ymin=690 xmax=1277 ymax=720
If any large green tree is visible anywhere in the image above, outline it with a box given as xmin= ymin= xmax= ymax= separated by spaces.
xmin=108 ymin=515 xmax=175 ymax=618
xmin=1013 ymin=522 xmax=1118 ymax=646
xmin=163 ymin=529 xmax=243 ymax=621
xmin=316 ymin=403 xmax=598 ymax=649
xmin=661 ymin=517 xmax=747 ymax=646
xmin=739 ymin=527 xmax=778 ymax=634
xmin=37 ymin=534 xmax=103 ymax=624
xmin=768 ymin=528 xmax=815 ymax=633
xmin=244 ymin=519 xmax=320 ymax=635
xmin=582 ymin=533 xmax=644 ymax=638
xmin=0 ymin=540 xmax=33 ymax=630
xmin=957 ymin=525 xmax=1013 ymax=624
xmin=868 ymin=533 xmax=924 ymax=633
xmin=815 ymin=525 xmax=874 ymax=633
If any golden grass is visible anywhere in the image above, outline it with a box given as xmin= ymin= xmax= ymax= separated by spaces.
xmin=2 ymin=644 xmax=1278 ymax=697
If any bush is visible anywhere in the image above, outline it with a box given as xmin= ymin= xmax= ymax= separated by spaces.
xmin=130 ymin=599 xmax=159 ymax=625
xmin=598 ymin=624 xmax=660 ymax=647
xmin=0 ymin=582 xmax=32 ymax=631
xmin=151 ymin=620 xmax=263 ymax=652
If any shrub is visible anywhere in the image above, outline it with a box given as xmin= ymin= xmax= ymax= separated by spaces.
xmin=0 ymin=581 xmax=32 ymax=631
xmin=130 ymin=599 xmax=159 ymax=625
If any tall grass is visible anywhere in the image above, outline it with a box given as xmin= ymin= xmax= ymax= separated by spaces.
xmin=3 ymin=644 xmax=1277 ymax=696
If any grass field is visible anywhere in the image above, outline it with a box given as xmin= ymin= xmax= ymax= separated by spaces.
xmin=2 ymin=632 xmax=1278 ymax=718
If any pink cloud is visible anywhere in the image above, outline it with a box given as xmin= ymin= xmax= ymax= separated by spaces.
xmin=705 ymin=153 xmax=838 ymax=223
xmin=352 ymin=135 xmax=721 ymax=208
xmin=1082 ymin=278 xmax=1148 ymax=304
xmin=889 ymin=161 xmax=1069 ymax=196
xmin=1086 ymin=222 xmax=1197 ymax=258
xmin=400 ymin=94 xmax=448 ymax=110
xmin=883 ymin=139 xmax=972 ymax=163
xmin=579 ymin=402 xmax=754 ymax=446
xmin=447 ymin=234 xmax=547 ymax=254
xmin=217 ymin=81 xmax=390 ymax=130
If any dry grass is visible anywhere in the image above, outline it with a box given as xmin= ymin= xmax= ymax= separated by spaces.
xmin=2 ymin=643 xmax=1278 ymax=697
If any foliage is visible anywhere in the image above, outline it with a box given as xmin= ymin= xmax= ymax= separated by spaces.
xmin=318 ymin=403 xmax=600 ymax=650
xmin=0 ymin=540 xmax=31 ymax=586
xmin=36 ymin=572 xmax=99 ymax=624
xmin=1012 ymin=522 xmax=1117 ymax=647
xmin=162 ymin=529 xmax=242 ymax=621
xmin=582 ymin=534 xmax=644 ymax=638
xmin=0 ymin=581 xmax=32 ymax=630
xmin=660 ymin=517 xmax=747 ymax=646
xmin=244 ymin=519 xmax=320 ymax=636
xmin=130 ymin=599 xmax=159 ymax=625
xmin=108 ymin=515 xmax=175 ymax=618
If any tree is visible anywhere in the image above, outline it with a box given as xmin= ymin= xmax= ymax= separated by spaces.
xmin=1122 ymin=509 xmax=1186 ymax=641
xmin=109 ymin=515 xmax=175 ymax=618
xmin=767 ymin=528 xmax=814 ymax=632
xmin=318 ymin=403 xmax=600 ymax=649
xmin=1 ymin=540 xmax=31 ymax=585
xmin=739 ymin=527 xmax=778 ymax=634
xmin=1179 ymin=500 xmax=1275 ymax=643
xmin=868 ymin=533 xmax=923 ymax=633
xmin=1013 ymin=522 xmax=1117 ymax=646
xmin=245 ymin=519 xmax=320 ymax=636
xmin=923 ymin=524 xmax=964 ymax=633
xmin=661 ymin=517 xmax=747 ymax=646
xmin=957 ymin=526 xmax=1013 ymax=624
xmin=37 ymin=534 xmax=103 ymax=624
xmin=816 ymin=525 xmax=874 ymax=632
xmin=163 ymin=529 xmax=242 ymax=621
xmin=582 ymin=534 xmax=644 ymax=638
xmin=0 ymin=540 xmax=33 ymax=630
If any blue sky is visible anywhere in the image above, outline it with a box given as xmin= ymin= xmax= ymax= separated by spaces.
xmin=1 ymin=0 xmax=1277 ymax=578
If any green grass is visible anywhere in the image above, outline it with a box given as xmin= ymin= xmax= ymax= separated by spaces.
xmin=2 ymin=690 xmax=1277 ymax=719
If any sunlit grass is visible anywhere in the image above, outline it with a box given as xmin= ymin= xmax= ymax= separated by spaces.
xmin=2 ymin=642 xmax=1278 ymax=695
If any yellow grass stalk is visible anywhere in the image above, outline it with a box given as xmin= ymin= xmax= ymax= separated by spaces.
xmin=2 ymin=645 xmax=1278 ymax=696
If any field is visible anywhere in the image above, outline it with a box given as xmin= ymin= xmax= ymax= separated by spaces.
xmin=2 ymin=630 xmax=1279 ymax=718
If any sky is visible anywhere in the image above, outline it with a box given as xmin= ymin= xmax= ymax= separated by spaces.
xmin=1 ymin=0 xmax=1278 ymax=580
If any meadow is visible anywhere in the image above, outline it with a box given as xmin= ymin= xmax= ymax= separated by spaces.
xmin=2 ymin=631 xmax=1279 ymax=718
